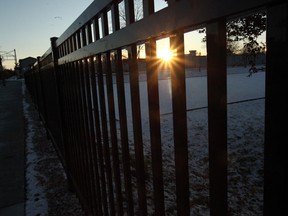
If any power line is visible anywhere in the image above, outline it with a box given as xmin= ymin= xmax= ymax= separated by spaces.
xmin=0 ymin=49 xmax=18 ymax=68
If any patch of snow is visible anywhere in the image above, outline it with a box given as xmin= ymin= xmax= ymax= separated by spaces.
xmin=22 ymin=67 xmax=265 ymax=215
xmin=109 ymin=68 xmax=265 ymax=215
xmin=22 ymin=81 xmax=48 ymax=216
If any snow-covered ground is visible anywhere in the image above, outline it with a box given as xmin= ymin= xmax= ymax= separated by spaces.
xmin=23 ymin=67 xmax=265 ymax=215
xmin=23 ymin=81 xmax=85 ymax=216
xmin=107 ymin=67 xmax=265 ymax=215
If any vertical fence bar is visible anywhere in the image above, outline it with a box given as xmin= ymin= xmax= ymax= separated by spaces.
xmin=124 ymin=0 xmax=135 ymax=25
xmin=84 ymin=59 xmax=94 ymax=213
xmin=115 ymin=49 xmax=134 ymax=215
xmin=69 ymin=62 xmax=78 ymax=190
xmin=68 ymin=62 xmax=81 ymax=193
xmin=79 ymin=60 xmax=92 ymax=211
xmin=111 ymin=0 xmax=120 ymax=32
xmin=60 ymin=63 xmax=75 ymax=191
xmin=87 ymin=21 xmax=93 ymax=44
xmin=71 ymin=62 xmax=85 ymax=198
xmin=68 ymin=38 xmax=72 ymax=53
xmin=77 ymin=31 xmax=81 ymax=49
xmin=50 ymin=36 xmax=69 ymax=171
xmin=102 ymin=10 xmax=109 ymax=37
xmin=104 ymin=52 xmax=124 ymax=215
xmin=84 ymin=58 xmax=100 ymax=215
xmin=128 ymin=44 xmax=147 ymax=215
xmin=37 ymin=59 xmax=50 ymax=139
xmin=145 ymin=38 xmax=165 ymax=215
xmin=92 ymin=55 xmax=108 ymax=215
xmin=97 ymin=11 xmax=115 ymax=215
xmin=264 ymin=3 xmax=288 ymax=215
xmin=78 ymin=60 xmax=92 ymax=213
xmin=35 ymin=57 xmax=43 ymax=119
xmin=170 ymin=30 xmax=189 ymax=216
xmin=97 ymin=54 xmax=116 ymax=216
xmin=90 ymin=58 xmax=107 ymax=216
xmin=87 ymin=58 xmax=103 ymax=216
xmin=206 ymin=18 xmax=228 ymax=216
xmin=143 ymin=0 xmax=154 ymax=17
xmin=74 ymin=60 xmax=88 ymax=208
xmin=72 ymin=34 xmax=77 ymax=52
xmin=65 ymin=63 xmax=78 ymax=193
xmin=74 ymin=60 xmax=91 ymax=212
xmin=68 ymin=62 xmax=79 ymax=191
xmin=82 ymin=27 xmax=88 ymax=47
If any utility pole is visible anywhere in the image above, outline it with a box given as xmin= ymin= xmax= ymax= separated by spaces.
xmin=14 ymin=49 xmax=18 ymax=67
xmin=0 ymin=56 xmax=3 ymax=71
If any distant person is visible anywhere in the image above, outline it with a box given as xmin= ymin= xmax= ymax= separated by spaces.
xmin=0 ymin=70 xmax=6 ymax=86
xmin=247 ymin=59 xmax=257 ymax=77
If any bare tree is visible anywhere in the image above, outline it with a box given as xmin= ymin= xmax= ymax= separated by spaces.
xmin=118 ymin=0 xmax=144 ymax=29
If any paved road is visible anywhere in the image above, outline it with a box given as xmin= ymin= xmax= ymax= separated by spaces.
xmin=0 ymin=80 xmax=25 ymax=216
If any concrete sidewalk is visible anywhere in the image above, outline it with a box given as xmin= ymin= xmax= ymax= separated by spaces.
xmin=0 ymin=80 xmax=25 ymax=216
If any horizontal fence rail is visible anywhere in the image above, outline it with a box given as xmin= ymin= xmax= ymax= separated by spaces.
xmin=24 ymin=0 xmax=287 ymax=215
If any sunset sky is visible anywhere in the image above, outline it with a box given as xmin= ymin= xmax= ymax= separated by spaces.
xmin=0 ymin=0 xmax=213 ymax=70
xmin=1 ymin=0 xmax=264 ymax=70
xmin=0 ymin=0 xmax=93 ymax=69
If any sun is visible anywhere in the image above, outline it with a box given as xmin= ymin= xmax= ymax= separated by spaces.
xmin=157 ymin=48 xmax=173 ymax=62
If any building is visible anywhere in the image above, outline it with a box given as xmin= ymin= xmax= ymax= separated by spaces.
xmin=19 ymin=57 xmax=37 ymax=77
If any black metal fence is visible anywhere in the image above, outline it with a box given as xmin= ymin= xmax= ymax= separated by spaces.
xmin=24 ymin=0 xmax=287 ymax=215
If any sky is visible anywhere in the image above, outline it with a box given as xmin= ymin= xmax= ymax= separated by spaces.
xmin=0 ymin=0 xmax=208 ymax=70
xmin=0 ymin=0 xmax=265 ymax=70
xmin=0 ymin=0 xmax=94 ymax=69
